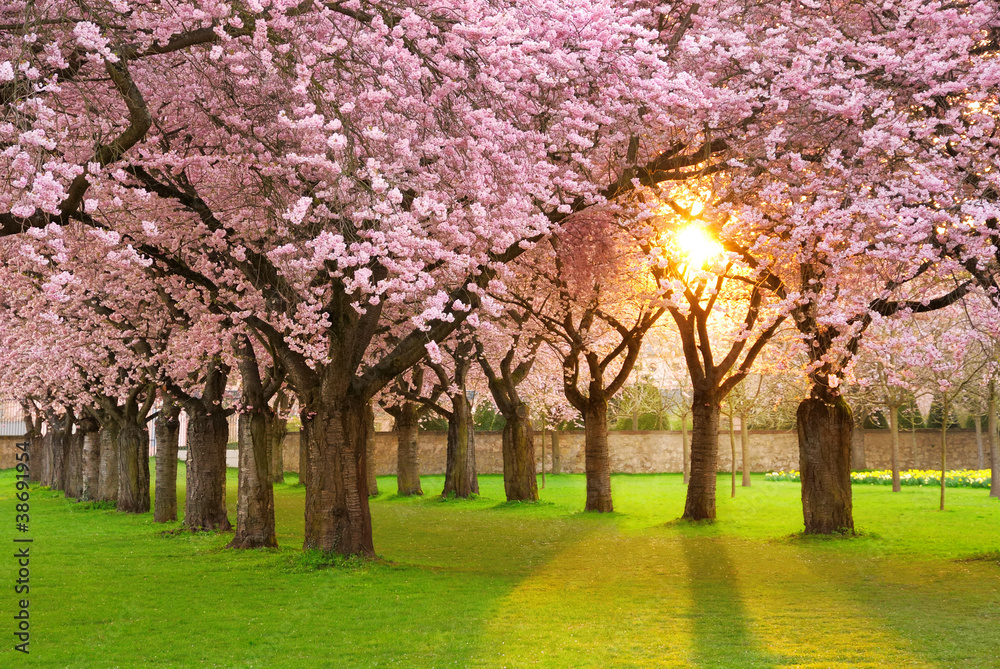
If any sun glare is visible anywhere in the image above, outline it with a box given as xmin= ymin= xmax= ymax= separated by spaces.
xmin=675 ymin=224 xmax=723 ymax=269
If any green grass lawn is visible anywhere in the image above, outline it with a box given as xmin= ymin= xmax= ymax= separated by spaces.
xmin=1 ymin=465 xmax=998 ymax=668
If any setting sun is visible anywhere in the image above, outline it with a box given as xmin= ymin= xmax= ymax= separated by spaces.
xmin=675 ymin=224 xmax=723 ymax=269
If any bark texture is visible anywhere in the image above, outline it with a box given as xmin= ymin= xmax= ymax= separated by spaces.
xmin=990 ymin=384 xmax=999 ymax=499
xmin=683 ymin=392 xmax=720 ymax=520
xmin=184 ymin=406 xmax=232 ymax=530
xmin=268 ymin=410 xmax=287 ymax=484
xmin=394 ymin=402 xmax=422 ymax=496
xmin=551 ymin=430 xmax=562 ymax=475
xmin=797 ymin=396 xmax=854 ymax=534
xmin=583 ymin=397 xmax=612 ymax=512
xmin=443 ymin=392 xmax=478 ymax=498
xmin=301 ymin=389 xmax=374 ymax=556
xmin=740 ymin=415 xmax=751 ymax=488
xmin=154 ymin=402 xmax=181 ymax=522
xmin=23 ymin=409 xmax=42 ymax=484
xmin=681 ymin=413 xmax=690 ymax=485
xmin=98 ymin=423 xmax=120 ymax=502
xmin=229 ymin=411 xmax=277 ymax=548
xmin=117 ymin=419 xmax=150 ymax=514
xmin=184 ymin=361 xmax=232 ymax=531
xmin=365 ymin=402 xmax=378 ymax=497
xmin=501 ymin=403 xmax=538 ymax=502
xmin=889 ymin=403 xmax=901 ymax=492
xmin=229 ymin=333 xmax=279 ymax=548
xmin=64 ymin=422 xmax=84 ymax=499
xmin=81 ymin=418 xmax=101 ymax=501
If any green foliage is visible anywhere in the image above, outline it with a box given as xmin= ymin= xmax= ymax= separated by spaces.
xmin=473 ymin=403 xmax=506 ymax=431
xmin=419 ymin=412 xmax=448 ymax=431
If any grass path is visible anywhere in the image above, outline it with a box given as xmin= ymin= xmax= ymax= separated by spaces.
xmin=1 ymin=467 xmax=998 ymax=667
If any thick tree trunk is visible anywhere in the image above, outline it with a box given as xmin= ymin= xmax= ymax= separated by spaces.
xmin=990 ymin=383 xmax=999 ymax=499
xmin=117 ymin=419 xmax=151 ymax=514
xmin=583 ymin=397 xmax=612 ymax=512
xmin=154 ymin=403 xmax=180 ymax=522
xmin=551 ymin=430 xmax=562 ymax=475
xmin=301 ymin=389 xmax=374 ymax=556
xmin=681 ymin=413 xmax=690 ymax=484
xmin=64 ymin=424 xmax=84 ymax=499
xmin=889 ymin=403 xmax=901 ymax=492
xmin=683 ymin=391 xmax=720 ymax=520
xmin=47 ymin=416 xmax=67 ymax=490
xmin=365 ymin=402 xmax=378 ymax=497
xmin=184 ymin=406 xmax=232 ymax=530
xmin=27 ymin=428 xmax=42 ymax=484
xmin=268 ymin=411 xmax=287 ymax=484
xmin=443 ymin=394 xmax=478 ymax=498
xmin=797 ymin=396 xmax=854 ymax=534
xmin=740 ymin=414 xmax=751 ymax=487
xmin=98 ymin=424 xmax=119 ymax=502
xmin=395 ymin=403 xmax=422 ymax=496
xmin=229 ymin=411 xmax=277 ymax=548
xmin=502 ymin=402 xmax=538 ymax=502
xmin=81 ymin=420 xmax=101 ymax=501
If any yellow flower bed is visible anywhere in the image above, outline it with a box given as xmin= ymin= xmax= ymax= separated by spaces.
xmin=764 ymin=469 xmax=994 ymax=488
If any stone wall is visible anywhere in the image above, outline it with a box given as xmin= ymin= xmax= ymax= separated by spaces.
xmin=3 ymin=428 xmax=989 ymax=475
xmin=278 ymin=427 xmax=995 ymax=475
xmin=0 ymin=436 xmax=26 ymax=469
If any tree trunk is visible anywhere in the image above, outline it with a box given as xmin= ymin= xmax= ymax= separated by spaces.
xmin=268 ymin=411 xmax=287 ymax=484
xmin=889 ymin=403 xmax=901 ymax=492
xmin=797 ymin=396 xmax=854 ymax=534
xmin=551 ymin=429 xmax=562 ymax=474
xmin=683 ymin=390 xmax=720 ymax=520
xmin=269 ymin=393 xmax=288 ymax=484
xmin=990 ymin=381 xmax=999 ymax=499
xmin=47 ymin=416 xmax=67 ymax=490
xmin=184 ymin=406 xmax=232 ymax=530
xmin=502 ymin=402 xmax=538 ymax=502
xmin=729 ymin=412 xmax=736 ymax=498
xmin=940 ymin=395 xmax=948 ymax=511
xmin=64 ymin=424 xmax=84 ymax=499
xmin=443 ymin=393 xmax=478 ymax=498
xmin=975 ymin=414 xmax=984 ymax=471
xmin=229 ymin=411 xmax=277 ymax=548
xmin=681 ymin=413 xmax=690 ymax=485
xmin=27 ymin=427 xmax=42 ymax=484
xmin=740 ymin=414 xmax=751 ymax=487
xmin=38 ymin=430 xmax=50 ymax=487
xmin=365 ymin=402 xmax=378 ymax=497
xmin=301 ymin=388 xmax=374 ymax=556
xmin=117 ymin=419 xmax=151 ymax=514
xmin=583 ymin=397 xmax=612 ymax=512
xmin=395 ymin=403 xmax=422 ymax=496
xmin=299 ymin=407 xmax=310 ymax=489
xmin=154 ymin=403 xmax=180 ymax=522
xmin=81 ymin=420 xmax=101 ymax=501
xmin=98 ymin=424 xmax=119 ymax=502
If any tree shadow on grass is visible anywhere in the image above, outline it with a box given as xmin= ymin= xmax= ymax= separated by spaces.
xmin=681 ymin=537 xmax=779 ymax=668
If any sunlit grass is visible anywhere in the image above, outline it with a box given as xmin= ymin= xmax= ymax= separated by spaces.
xmin=0 ymin=466 xmax=997 ymax=667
